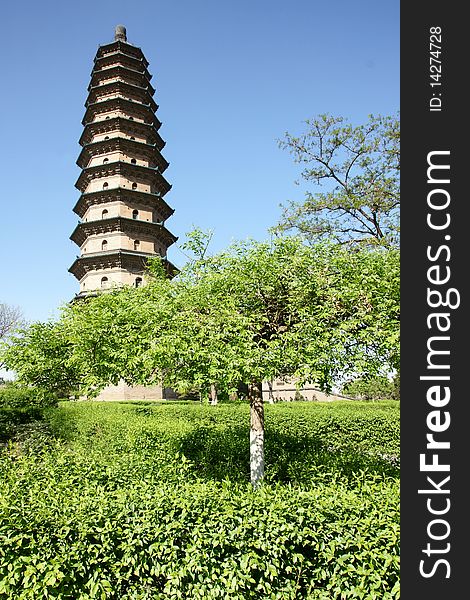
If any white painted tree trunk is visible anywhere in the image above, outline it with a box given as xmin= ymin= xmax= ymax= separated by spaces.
xmin=249 ymin=382 xmax=265 ymax=488
xmin=267 ymin=380 xmax=274 ymax=404
xmin=209 ymin=384 xmax=218 ymax=405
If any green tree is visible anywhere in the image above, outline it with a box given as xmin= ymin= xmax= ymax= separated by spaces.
xmin=276 ymin=113 xmax=400 ymax=247
xmin=2 ymin=237 xmax=399 ymax=488
xmin=342 ymin=375 xmax=399 ymax=401
xmin=0 ymin=321 xmax=80 ymax=397
xmin=147 ymin=237 xmax=400 ymax=486
xmin=61 ymin=261 xmax=175 ymax=396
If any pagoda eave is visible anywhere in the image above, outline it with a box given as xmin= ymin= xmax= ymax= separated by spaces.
xmin=72 ymin=188 xmax=174 ymax=220
xmin=94 ymin=52 xmax=152 ymax=79
xmin=75 ymin=161 xmax=172 ymax=194
xmin=96 ymin=40 xmax=149 ymax=66
xmin=69 ymin=250 xmax=174 ymax=281
xmin=82 ymin=97 xmax=161 ymax=129
xmin=79 ymin=117 xmax=165 ymax=149
xmin=89 ymin=65 xmax=154 ymax=92
xmin=70 ymin=217 xmax=177 ymax=247
xmin=85 ymin=81 xmax=157 ymax=110
xmin=76 ymin=138 xmax=169 ymax=172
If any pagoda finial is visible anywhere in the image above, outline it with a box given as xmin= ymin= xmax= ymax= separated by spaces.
xmin=114 ymin=25 xmax=127 ymax=42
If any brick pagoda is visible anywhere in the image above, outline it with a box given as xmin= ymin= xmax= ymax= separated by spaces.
xmin=69 ymin=25 xmax=176 ymax=296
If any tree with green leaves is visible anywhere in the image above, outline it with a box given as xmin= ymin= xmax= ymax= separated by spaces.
xmin=276 ymin=113 xmax=400 ymax=247
xmin=0 ymin=320 xmax=81 ymax=397
xmin=150 ymin=237 xmax=399 ymax=486
xmin=1 ymin=237 xmax=399 ymax=488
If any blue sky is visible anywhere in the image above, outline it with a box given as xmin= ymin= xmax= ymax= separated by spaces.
xmin=0 ymin=0 xmax=399 ymax=323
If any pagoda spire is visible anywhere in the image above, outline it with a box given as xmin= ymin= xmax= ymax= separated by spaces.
xmin=114 ymin=24 xmax=127 ymax=42
xmin=69 ymin=27 xmax=177 ymax=296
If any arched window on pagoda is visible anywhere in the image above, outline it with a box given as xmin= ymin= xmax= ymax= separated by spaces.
xmin=131 ymin=158 xmax=137 ymax=164
xmin=101 ymin=239 xmax=108 ymax=251
xmin=132 ymin=209 xmax=138 ymax=220
xmin=135 ymin=277 xmax=143 ymax=288
xmin=102 ymin=209 xmax=108 ymax=219
xmin=103 ymin=182 xmax=108 ymax=189
xmin=132 ymin=182 xmax=138 ymax=190
xmin=103 ymin=157 xmax=109 ymax=164
xmin=101 ymin=277 xmax=109 ymax=288
xmin=134 ymin=240 xmax=140 ymax=251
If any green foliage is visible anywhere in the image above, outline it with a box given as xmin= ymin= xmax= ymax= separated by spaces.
xmin=343 ymin=376 xmax=400 ymax=401
xmin=0 ymin=384 xmax=57 ymax=443
xmin=276 ymin=113 xmax=400 ymax=247
xmin=0 ymin=321 xmax=81 ymax=397
xmin=0 ymin=237 xmax=399 ymax=403
xmin=0 ymin=401 xmax=399 ymax=598
xmin=0 ymin=384 xmax=57 ymax=410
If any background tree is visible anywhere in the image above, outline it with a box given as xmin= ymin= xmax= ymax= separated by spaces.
xmin=0 ymin=303 xmax=24 ymax=341
xmin=342 ymin=374 xmax=400 ymax=401
xmin=276 ymin=113 xmax=400 ymax=247
xmin=0 ymin=321 xmax=80 ymax=397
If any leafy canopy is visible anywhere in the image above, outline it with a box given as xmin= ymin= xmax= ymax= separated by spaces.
xmin=276 ymin=113 xmax=400 ymax=247
xmin=1 ymin=237 xmax=399 ymax=399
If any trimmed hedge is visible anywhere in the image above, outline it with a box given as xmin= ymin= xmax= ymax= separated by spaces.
xmin=0 ymin=385 xmax=58 ymax=443
xmin=0 ymin=384 xmax=57 ymax=410
xmin=0 ymin=401 xmax=399 ymax=598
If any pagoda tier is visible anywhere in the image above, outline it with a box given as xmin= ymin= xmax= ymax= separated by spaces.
xmin=86 ymin=81 xmax=158 ymax=111
xmin=96 ymin=39 xmax=148 ymax=64
xmin=76 ymin=137 xmax=169 ymax=172
xmin=69 ymin=251 xmax=176 ymax=284
xmin=73 ymin=188 xmax=174 ymax=221
xmin=94 ymin=51 xmax=150 ymax=74
xmin=75 ymin=161 xmax=172 ymax=195
xmin=79 ymin=116 xmax=165 ymax=149
xmin=70 ymin=25 xmax=177 ymax=295
xmin=82 ymin=97 xmax=161 ymax=128
xmin=70 ymin=216 xmax=177 ymax=248
xmin=88 ymin=65 xmax=154 ymax=92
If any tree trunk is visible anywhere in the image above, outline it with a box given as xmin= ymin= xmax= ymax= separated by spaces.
xmin=209 ymin=384 xmax=218 ymax=405
xmin=267 ymin=380 xmax=274 ymax=404
xmin=249 ymin=381 xmax=264 ymax=488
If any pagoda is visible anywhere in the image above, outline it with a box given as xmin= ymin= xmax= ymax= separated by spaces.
xmin=69 ymin=25 xmax=177 ymax=295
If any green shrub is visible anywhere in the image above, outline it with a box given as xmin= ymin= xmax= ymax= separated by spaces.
xmin=0 ymin=401 xmax=400 ymax=598
xmin=342 ymin=376 xmax=398 ymax=401
xmin=0 ymin=384 xmax=58 ymax=410
xmin=0 ymin=469 xmax=399 ymax=598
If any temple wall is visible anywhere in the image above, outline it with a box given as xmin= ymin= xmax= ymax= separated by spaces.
xmin=96 ymin=381 xmax=164 ymax=401
xmin=262 ymin=380 xmax=350 ymax=402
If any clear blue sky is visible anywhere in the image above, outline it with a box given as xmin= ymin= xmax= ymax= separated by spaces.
xmin=0 ymin=0 xmax=399 ymax=323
